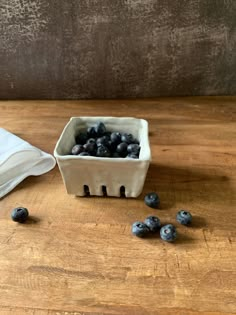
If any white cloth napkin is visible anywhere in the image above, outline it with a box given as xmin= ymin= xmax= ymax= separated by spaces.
xmin=0 ymin=128 xmax=56 ymax=198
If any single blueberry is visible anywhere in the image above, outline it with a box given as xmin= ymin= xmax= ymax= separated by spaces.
xmin=110 ymin=132 xmax=121 ymax=144
xmin=83 ymin=140 xmax=97 ymax=155
xmin=75 ymin=131 xmax=88 ymax=145
xmin=71 ymin=144 xmax=84 ymax=155
xmin=144 ymin=192 xmax=160 ymax=208
xmin=176 ymin=210 xmax=192 ymax=225
xmin=126 ymin=153 xmax=138 ymax=159
xmin=11 ymin=207 xmax=29 ymax=223
xmin=83 ymin=144 xmax=96 ymax=155
xmin=160 ymin=224 xmax=177 ymax=242
xmin=96 ymin=145 xmax=111 ymax=157
xmin=121 ymin=133 xmax=134 ymax=144
xmin=87 ymin=126 xmax=97 ymax=138
xmin=132 ymin=221 xmax=150 ymax=237
xmin=127 ymin=143 xmax=140 ymax=155
xmin=95 ymin=122 xmax=106 ymax=136
xmin=144 ymin=216 xmax=161 ymax=232
xmin=116 ymin=142 xmax=128 ymax=157
xmin=96 ymin=135 xmax=110 ymax=147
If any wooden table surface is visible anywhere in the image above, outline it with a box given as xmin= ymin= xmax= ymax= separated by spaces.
xmin=0 ymin=97 xmax=236 ymax=315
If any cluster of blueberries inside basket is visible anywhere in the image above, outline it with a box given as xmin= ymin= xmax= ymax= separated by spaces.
xmin=70 ymin=121 xmax=140 ymax=159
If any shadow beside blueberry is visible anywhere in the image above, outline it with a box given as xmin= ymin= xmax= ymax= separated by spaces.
xmin=190 ymin=215 xmax=208 ymax=229
xmin=24 ymin=216 xmax=41 ymax=225
xmin=174 ymin=231 xmax=195 ymax=244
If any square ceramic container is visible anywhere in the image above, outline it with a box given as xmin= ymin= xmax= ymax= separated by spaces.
xmin=54 ymin=117 xmax=151 ymax=197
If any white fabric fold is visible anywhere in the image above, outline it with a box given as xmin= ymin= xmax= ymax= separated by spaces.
xmin=0 ymin=128 xmax=56 ymax=198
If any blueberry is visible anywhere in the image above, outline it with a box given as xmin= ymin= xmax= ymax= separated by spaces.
xmin=121 ymin=133 xmax=134 ymax=144
xmin=87 ymin=126 xmax=97 ymax=138
xmin=96 ymin=135 xmax=110 ymax=147
xmin=96 ymin=145 xmax=111 ymax=157
xmin=144 ymin=216 xmax=161 ymax=232
xmin=144 ymin=192 xmax=160 ymax=208
xmin=95 ymin=122 xmax=106 ymax=136
xmin=176 ymin=210 xmax=192 ymax=225
xmin=132 ymin=221 xmax=150 ymax=237
xmin=72 ymin=123 xmax=139 ymax=159
xmin=11 ymin=207 xmax=29 ymax=223
xmin=75 ymin=131 xmax=88 ymax=145
xmin=160 ymin=224 xmax=177 ymax=242
xmin=126 ymin=153 xmax=138 ymax=159
xmin=133 ymin=138 xmax=140 ymax=145
xmin=78 ymin=152 xmax=91 ymax=156
xmin=71 ymin=144 xmax=84 ymax=155
xmin=116 ymin=142 xmax=128 ymax=157
xmin=83 ymin=144 xmax=96 ymax=155
xmin=127 ymin=143 xmax=140 ymax=155
xmin=83 ymin=139 xmax=97 ymax=155
xmin=110 ymin=132 xmax=121 ymax=144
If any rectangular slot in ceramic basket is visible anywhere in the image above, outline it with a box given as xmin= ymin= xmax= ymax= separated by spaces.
xmin=54 ymin=117 xmax=151 ymax=197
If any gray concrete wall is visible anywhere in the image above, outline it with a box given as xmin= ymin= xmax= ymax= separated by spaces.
xmin=0 ymin=0 xmax=235 ymax=99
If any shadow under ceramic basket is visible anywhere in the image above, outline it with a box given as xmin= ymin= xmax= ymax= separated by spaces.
xmin=54 ymin=117 xmax=151 ymax=198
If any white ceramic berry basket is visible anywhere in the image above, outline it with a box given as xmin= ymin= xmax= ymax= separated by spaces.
xmin=54 ymin=117 xmax=151 ymax=198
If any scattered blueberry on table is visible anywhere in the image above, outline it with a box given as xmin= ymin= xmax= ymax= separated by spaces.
xmin=11 ymin=207 xmax=29 ymax=223
xmin=144 ymin=216 xmax=161 ymax=232
xmin=160 ymin=224 xmax=177 ymax=242
xmin=70 ymin=121 xmax=140 ymax=159
xmin=132 ymin=221 xmax=150 ymax=237
xmin=144 ymin=192 xmax=160 ymax=208
xmin=176 ymin=210 xmax=192 ymax=225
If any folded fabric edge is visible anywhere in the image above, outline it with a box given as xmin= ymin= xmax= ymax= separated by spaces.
xmin=0 ymin=155 xmax=57 ymax=199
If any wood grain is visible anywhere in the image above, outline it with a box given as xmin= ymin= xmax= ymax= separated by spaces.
xmin=0 ymin=97 xmax=236 ymax=315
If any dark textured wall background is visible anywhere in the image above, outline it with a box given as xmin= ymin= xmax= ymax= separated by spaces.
xmin=0 ymin=0 xmax=235 ymax=99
